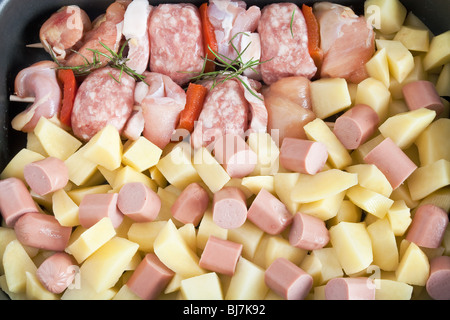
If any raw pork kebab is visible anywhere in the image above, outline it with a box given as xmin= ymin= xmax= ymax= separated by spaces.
xmin=12 ymin=0 xmax=375 ymax=151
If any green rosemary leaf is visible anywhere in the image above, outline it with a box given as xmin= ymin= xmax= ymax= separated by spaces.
xmin=290 ymin=9 xmax=295 ymax=38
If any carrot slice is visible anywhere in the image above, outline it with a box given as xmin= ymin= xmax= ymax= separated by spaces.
xmin=57 ymin=69 xmax=78 ymax=127
xmin=302 ymin=4 xmax=323 ymax=72
xmin=199 ymin=3 xmax=218 ymax=73
xmin=178 ymin=83 xmax=208 ymax=133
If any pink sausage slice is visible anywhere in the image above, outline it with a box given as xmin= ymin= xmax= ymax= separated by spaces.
xmin=36 ymin=252 xmax=77 ymax=294
xmin=247 ymin=188 xmax=293 ymax=235
xmin=333 ymin=104 xmax=379 ymax=150
xmin=24 ymin=157 xmax=69 ymax=196
xmin=426 ymin=255 xmax=450 ymax=300
xmin=406 ymin=204 xmax=449 ymax=248
xmin=127 ymin=253 xmax=175 ymax=300
xmin=171 ymin=182 xmax=209 ymax=226
xmin=199 ymin=235 xmax=243 ymax=276
xmin=117 ymin=182 xmax=161 ymax=222
xmin=78 ymin=193 xmax=124 ymax=228
xmin=279 ymin=138 xmax=328 ymax=174
xmin=265 ymin=257 xmax=313 ymax=300
xmin=363 ymin=137 xmax=417 ymax=189
xmin=212 ymin=187 xmax=248 ymax=229
xmin=402 ymin=80 xmax=444 ymax=116
xmin=325 ymin=277 xmax=375 ymax=300
xmin=0 ymin=177 xmax=38 ymax=227
xmin=14 ymin=212 xmax=72 ymax=251
xmin=213 ymin=133 xmax=257 ymax=178
xmin=289 ymin=212 xmax=330 ymax=250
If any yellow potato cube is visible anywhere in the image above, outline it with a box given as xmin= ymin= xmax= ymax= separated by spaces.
xmin=376 ymin=39 xmax=415 ymax=83
xmin=264 ymin=235 xmax=307 ymax=268
xmin=227 ymin=220 xmax=264 ymax=260
xmin=415 ymin=118 xmax=450 ymax=166
xmin=407 ymin=159 xmax=450 ymax=200
xmin=418 ymin=186 xmax=450 ymax=213
xmin=346 ymin=185 xmax=394 ymax=219
xmin=196 ymin=207 xmax=228 ymax=250
xmin=67 ymin=184 xmax=112 ymax=205
xmin=389 ymin=183 xmax=419 ymax=209
xmin=291 ymin=169 xmax=357 ymax=203
xmin=329 ymin=222 xmax=373 ymax=275
xmin=26 ymin=132 xmax=48 ymax=156
xmin=241 ymin=175 xmax=274 ymax=195
xmin=298 ymin=191 xmax=345 ymax=221
xmin=225 ymin=257 xmax=268 ymax=300
xmin=299 ymin=254 xmax=322 ymax=287
xmin=423 ymin=30 xmax=450 ymax=71
xmin=83 ymin=124 xmax=123 ymax=171
xmin=153 ymin=219 xmax=204 ymax=277
xmin=0 ymin=148 xmax=45 ymax=181
xmin=122 ymin=136 xmax=162 ymax=172
xmin=393 ymin=26 xmax=430 ymax=52
xmin=367 ymin=218 xmax=399 ymax=271
xmin=64 ymin=144 xmax=99 ymax=186
xmin=304 ymin=118 xmax=352 ymax=169
xmin=3 ymin=240 xmax=37 ymax=293
xmin=351 ymin=134 xmax=385 ymax=164
xmin=178 ymin=223 xmax=197 ymax=253
xmin=65 ymin=217 xmax=116 ymax=263
xmin=52 ymin=189 xmax=80 ymax=227
xmin=395 ymin=242 xmax=430 ymax=286
xmin=155 ymin=186 xmax=182 ymax=224
xmin=327 ymin=200 xmax=362 ymax=227
xmin=180 ymin=272 xmax=223 ymax=300
xmin=25 ymin=272 xmax=58 ymax=300
xmin=193 ymin=147 xmax=230 ymax=193
xmin=355 ymin=77 xmax=391 ymax=122
xmin=247 ymin=132 xmax=280 ymax=175
xmin=149 ymin=166 xmax=168 ymax=188
xmin=0 ymin=274 xmax=27 ymax=300
xmin=378 ymin=108 xmax=436 ymax=149
xmin=127 ymin=221 xmax=166 ymax=253
xmin=375 ymin=279 xmax=413 ymax=300
xmin=34 ymin=117 xmax=82 ymax=160
xmin=388 ymin=99 xmax=409 ymax=117
xmin=364 ymin=0 xmax=406 ymax=34
xmin=386 ymin=200 xmax=412 ymax=236
xmin=112 ymin=284 xmax=142 ymax=300
xmin=0 ymin=227 xmax=36 ymax=274
xmin=274 ymin=172 xmax=300 ymax=214
xmin=436 ymin=63 xmax=450 ymax=96
xmin=311 ymin=247 xmax=344 ymax=284
xmin=346 ymin=164 xmax=392 ymax=197
xmin=365 ymin=48 xmax=390 ymax=87
xmin=61 ymin=274 xmax=117 ymax=300
xmin=310 ymin=78 xmax=351 ymax=119
xmin=111 ymin=165 xmax=157 ymax=192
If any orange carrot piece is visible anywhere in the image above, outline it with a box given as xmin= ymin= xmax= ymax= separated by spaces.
xmin=57 ymin=69 xmax=78 ymax=127
xmin=178 ymin=83 xmax=208 ymax=133
xmin=302 ymin=4 xmax=323 ymax=72
xmin=199 ymin=3 xmax=218 ymax=73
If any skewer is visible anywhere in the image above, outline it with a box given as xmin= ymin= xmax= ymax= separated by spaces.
xmin=9 ymin=95 xmax=35 ymax=103
xmin=26 ymin=43 xmax=45 ymax=48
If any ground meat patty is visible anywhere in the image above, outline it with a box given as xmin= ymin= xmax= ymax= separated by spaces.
xmin=71 ymin=67 xmax=135 ymax=141
xmin=148 ymin=3 xmax=204 ymax=86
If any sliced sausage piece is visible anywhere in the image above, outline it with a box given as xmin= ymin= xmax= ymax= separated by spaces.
xmin=78 ymin=193 xmax=124 ymax=229
xmin=117 ymin=182 xmax=161 ymax=222
xmin=171 ymin=182 xmax=210 ymax=226
xmin=127 ymin=253 xmax=175 ymax=300
xmin=247 ymin=188 xmax=293 ymax=235
xmin=212 ymin=186 xmax=248 ymax=229
xmin=24 ymin=157 xmax=69 ymax=196
xmin=406 ymin=204 xmax=449 ymax=248
xmin=325 ymin=277 xmax=376 ymax=300
xmin=402 ymin=80 xmax=444 ymax=116
xmin=0 ymin=177 xmax=38 ymax=227
xmin=258 ymin=3 xmax=317 ymax=84
xmin=14 ymin=212 xmax=72 ymax=251
xmin=148 ymin=3 xmax=204 ymax=86
xmin=333 ymin=104 xmax=379 ymax=150
xmin=363 ymin=137 xmax=417 ymax=189
xmin=71 ymin=67 xmax=135 ymax=141
xmin=199 ymin=235 xmax=243 ymax=276
xmin=265 ymin=257 xmax=313 ymax=300
xmin=279 ymin=138 xmax=328 ymax=175
xmin=289 ymin=212 xmax=330 ymax=250
xmin=213 ymin=133 xmax=257 ymax=178
xmin=36 ymin=252 xmax=77 ymax=294
xmin=426 ymin=255 xmax=450 ymax=300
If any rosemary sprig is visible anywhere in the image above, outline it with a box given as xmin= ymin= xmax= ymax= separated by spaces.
xmin=290 ymin=9 xmax=296 ymax=38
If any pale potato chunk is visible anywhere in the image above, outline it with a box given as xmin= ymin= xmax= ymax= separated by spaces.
xmin=52 ymin=189 xmax=80 ymax=227
xmin=264 ymin=235 xmax=307 ymax=268
xmin=3 ymin=240 xmax=37 ymax=293
xmin=375 ymin=279 xmax=413 ymax=300
xmin=111 ymin=165 xmax=157 ymax=192
xmin=298 ymin=191 xmax=345 ymax=221
xmin=225 ymin=257 xmax=268 ymax=300
xmin=61 ymin=274 xmax=117 ymax=300
xmin=0 ymin=148 xmax=45 ymax=181
xmin=346 ymin=185 xmax=394 ymax=219
xmin=196 ymin=208 xmax=228 ymax=250
xmin=247 ymin=132 xmax=280 ymax=175
xmin=418 ymin=187 xmax=450 ymax=213
xmin=227 ymin=220 xmax=264 ymax=260
xmin=393 ymin=26 xmax=430 ymax=52
xmin=274 ymin=172 xmax=300 ymax=214
xmin=300 ymin=254 xmax=322 ymax=287
xmin=127 ymin=221 xmax=166 ymax=253
xmin=180 ymin=272 xmax=223 ymax=300
xmin=327 ymin=200 xmax=362 ymax=227
xmin=155 ymin=186 xmax=182 ymax=224
xmin=0 ymin=228 xmax=38 ymax=274
xmin=376 ymin=40 xmax=415 ymax=83
xmin=178 ymin=223 xmax=197 ymax=253
xmin=389 ymin=184 xmax=420 ymax=209
xmin=407 ymin=159 xmax=450 ymax=200
xmin=193 ymin=147 xmax=230 ymax=193
xmin=365 ymin=48 xmax=390 ymax=87
xmin=122 ymin=136 xmax=162 ymax=172
xmin=415 ymin=118 xmax=450 ymax=166
xmin=436 ymin=63 xmax=450 ymax=96
xmin=64 ymin=144 xmax=98 ymax=186
xmin=26 ymin=132 xmax=47 ymax=156
xmin=310 ymin=78 xmax=351 ymax=119
xmin=241 ymin=175 xmax=275 ymax=195
xmin=423 ymin=30 xmax=450 ymax=71
xmin=310 ymin=247 xmax=344 ymax=285
xmin=112 ymin=284 xmax=142 ymax=300
xmin=149 ymin=166 xmax=168 ymax=188
xmin=346 ymin=164 xmax=393 ymax=197
xmin=25 ymin=272 xmax=58 ymax=300
xmin=355 ymin=77 xmax=391 ymax=123
xmin=395 ymin=242 xmax=430 ymax=286
xmin=386 ymin=200 xmax=412 ymax=236
xmin=367 ymin=218 xmax=399 ymax=271
xmin=364 ymin=0 xmax=406 ymax=34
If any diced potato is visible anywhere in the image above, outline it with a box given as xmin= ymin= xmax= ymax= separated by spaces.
xmin=0 ymin=148 xmax=45 ymax=181
xmin=304 ymin=118 xmax=352 ymax=169
xmin=111 ymin=165 xmax=157 ymax=192
xmin=389 ymin=55 xmax=427 ymax=100
xmin=274 ymin=172 xmax=300 ymax=214
xmin=298 ymin=191 xmax=345 ymax=221
xmin=407 ymin=159 xmax=450 ymax=200
xmin=247 ymin=132 xmax=280 ymax=175
xmin=149 ymin=166 xmax=168 ymax=188
xmin=178 ymin=223 xmax=197 ymax=253
xmin=0 ymin=228 xmax=38 ymax=275
xmin=313 ymin=285 xmax=326 ymax=300
xmin=300 ymin=254 xmax=322 ymax=287
xmin=193 ymin=147 xmax=230 ymax=193
xmin=329 ymin=222 xmax=373 ymax=275
xmin=122 ymin=136 xmax=162 ymax=172
xmin=386 ymin=200 xmax=412 ymax=236
xmin=67 ymin=184 xmax=112 ymax=206
xmin=25 ymin=272 xmax=58 ymax=300
xmin=310 ymin=248 xmax=344 ymax=285
xmin=346 ymin=164 xmax=393 ymax=197
xmin=423 ymin=30 xmax=450 ymax=71
xmin=196 ymin=207 xmax=228 ymax=250
xmin=375 ymin=279 xmax=413 ymax=300
xmin=436 ymin=63 xmax=450 ymax=96
xmin=112 ymin=284 xmax=142 ymax=300
xmin=395 ymin=242 xmax=430 ymax=286
xmin=64 ymin=144 xmax=99 ymax=186
xmin=154 ymin=219 xmax=204 ymax=277
xmin=80 ymin=237 xmax=139 ymax=293
xmin=291 ymin=169 xmax=357 ymax=203
xmin=180 ymin=272 xmax=223 ymax=300
xmin=241 ymin=175 xmax=274 ymax=195
xmin=3 ymin=240 xmax=37 ymax=293
xmin=379 ymin=108 xmax=436 ymax=149
xmin=365 ymin=48 xmax=390 ymax=87
xmin=225 ymin=257 xmax=268 ymax=300
xmin=404 ymin=11 xmax=432 ymax=34
xmin=264 ymin=235 xmax=307 ymax=268
xmin=65 ymin=217 xmax=116 ymax=263
xmin=227 ymin=220 xmax=264 ymax=260
xmin=155 ymin=187 xmax=182 ymax=224
xmin=34 ymin=117 xmax=82 ymax=160
xmin=327 ymin=200 xmax=362 ymax=227
xmin=355 ymin=77 xmax=391 ymax=123
xmin=156 ymin=142 xmax=201 ymax=190
xmin=310 ymin=78 xmax=352 ymax=119
xmin=393 ymin=26 xmax=430 ymax=52
xmin=346 ymin=185 xmax=394 ymax=219
xmin=388 ymin=99 xmax=409 ymax=117
xmin=415 ymin=118 xmax=450 ymax=166
xmin=418 ymin=186 xmax=450 ymax=213
xmin=164 ymin=273 xmax=185 ymax=295
xmin=376 ymin=40 xmax=415 ymax=83
xmin=26 ymin=132 xmax=47 ymax=156
xmin=389 ymin=183 xmax=419 ymax=209
xmin=364 ymin=0 xmax=406 ymax=34
xmin=61 ymin=274 xmax=117 ymax=300
xmin=127 ymin=221 xmax=166 ymax=253
xmin=52 ymin=189 xmax=80 ymax=227
xmin=367 ymin=218 xmax=399 ymax=271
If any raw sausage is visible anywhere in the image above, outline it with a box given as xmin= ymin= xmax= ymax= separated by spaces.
xmin=117 ymin=182 xmax=161 ymax=222
xmin=23 ymin=157 xmax=69 ymax=196
xmin=36 ymin=252 xmax=77 ymax=294
xmin=171 ymin=182 xmax=210 ymax=226
xmin=199 ymin=235 xmax=243 ymax=276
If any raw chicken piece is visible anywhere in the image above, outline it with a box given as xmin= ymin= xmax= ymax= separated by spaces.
xmin=314 ymin=2 xmax=375 ymax=83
